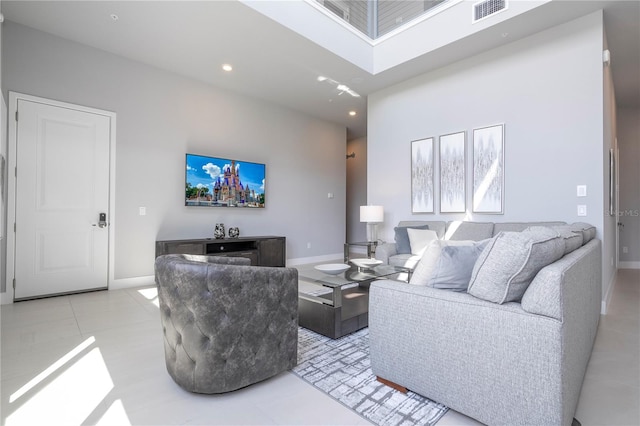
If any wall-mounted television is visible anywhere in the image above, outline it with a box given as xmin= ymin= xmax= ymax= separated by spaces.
xmin=185 ymin=153 xmax=265 ymax=208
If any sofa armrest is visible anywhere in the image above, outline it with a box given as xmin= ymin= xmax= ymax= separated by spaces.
xmin=375 ymin=243 xmax=397 ymax=264
xmin=369 ymin=280 xmax=564 ymax=426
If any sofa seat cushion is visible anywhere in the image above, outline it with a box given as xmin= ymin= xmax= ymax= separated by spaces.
xmin=468 ymin=227 xmax=565 ymax=304
xmin=389 ymin=253 xmax=422 ymax=269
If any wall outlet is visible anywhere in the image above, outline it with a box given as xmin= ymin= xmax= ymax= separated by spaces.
xmin=307 ymin=242 xmax=311 ymax=249
xmin=623 ymin=246 xmax=628 ymax=254
xmin=577 ymin=185 xmax=587 ymax=197
xmin=139 ymin=207 xmax=146 ymax=216
xmin=577 ymin=205 xmax=587 ymax=216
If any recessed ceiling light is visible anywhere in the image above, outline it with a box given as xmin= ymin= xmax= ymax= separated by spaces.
xmin=110 ymin=14 xmax=119 ymax=22
xmin=349 ymin=111 xmax=357 ymax=116
xmin=222 ymin=64 xmax=233 ymax=72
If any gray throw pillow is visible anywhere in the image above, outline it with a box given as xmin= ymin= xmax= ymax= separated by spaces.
xmin=427 ymin=239 xmax=490 ymax=292
xmin=394 ymin=225 xmax=429 ymax=254
xmin=467 ymin=227 xmax=565 ymax=304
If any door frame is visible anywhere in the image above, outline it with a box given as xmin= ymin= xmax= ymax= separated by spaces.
xmin=2 ymin=92 xmax=117 ymax=304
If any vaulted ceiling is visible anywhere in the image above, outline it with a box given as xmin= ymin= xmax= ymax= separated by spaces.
xmin=2 ymin=1 xmax=638 ymax=140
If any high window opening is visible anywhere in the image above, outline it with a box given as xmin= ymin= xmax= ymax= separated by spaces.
xmin=316 ymin=0 xmax=447 ymax=39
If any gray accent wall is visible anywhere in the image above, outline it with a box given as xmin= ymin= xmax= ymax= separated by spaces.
xmin=367 ymin=12 xmax=616 ymax=303
xmin=2 ymin=21 xmax=347 ymax=283
xmin=346 ymin=136 xmax=367 ymax=244
xmin=617 ymin=108 xmax=640 ymax=265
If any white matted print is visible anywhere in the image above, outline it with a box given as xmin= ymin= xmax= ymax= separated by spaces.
xmin=439 ymin=131 xmax=466 ymax=213
xmin=411 ymin=137 xmax=435 ymax=213
xmin=473 ymin=124 xmax=504 ymax=214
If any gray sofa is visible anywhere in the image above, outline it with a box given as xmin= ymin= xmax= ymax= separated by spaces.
xmin=369 ymin=221 xmax=601 ymax=425
xmin=155 ymin=254 xmax=299 ymax=394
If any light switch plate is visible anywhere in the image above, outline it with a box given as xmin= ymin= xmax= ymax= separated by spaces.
xmin=577 ymin=205 xmax=587 ymax=216
xmin=577 ymin=185 xmax=587 ymax=197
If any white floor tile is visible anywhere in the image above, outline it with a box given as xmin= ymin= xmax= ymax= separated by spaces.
xmin=1 ymin=271 xmax=638 ymax=426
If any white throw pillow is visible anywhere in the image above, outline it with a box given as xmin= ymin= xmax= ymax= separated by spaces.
xmin=409 ymin=239 xmax=479 ymax=286
xmin=406 ymin=228 xmax=439 ymax=256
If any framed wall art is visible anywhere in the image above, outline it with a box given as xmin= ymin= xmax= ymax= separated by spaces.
xmin=411 ymin=137 xmax=435 ymax=213
xmin=472 ymin=124 xmax=504 ymax=214
xmin=439 ymin=131 xmax=466 ymax=213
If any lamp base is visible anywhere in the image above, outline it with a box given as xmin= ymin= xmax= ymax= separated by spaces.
xmin=366 ymin=223 xmax=378 ymax=242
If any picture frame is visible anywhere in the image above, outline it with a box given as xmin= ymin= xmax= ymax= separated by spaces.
xmin=411 ymin=137 xmax=435 ymax=213
xmin=472 ymin=124 xmax=505 ymax=214
xmin=439 ymin=131 xmax=466 ymax=213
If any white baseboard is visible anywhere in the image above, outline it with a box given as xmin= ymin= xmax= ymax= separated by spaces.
xmin=618 ymin=261 xmax=640 ymax=269
xmin=1 ymin=291 xmax=14 ymax=305
xmin=109 ymin=275 xmax=155 ymax=290
xmin=287 ymin=253 xmax=344 ymax=266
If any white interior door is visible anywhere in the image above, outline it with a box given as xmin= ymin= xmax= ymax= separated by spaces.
xmin=14 ymin=99 xmax=111 ymax=299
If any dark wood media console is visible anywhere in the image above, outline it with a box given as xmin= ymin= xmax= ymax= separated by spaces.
xmin=155 ymin=236 xmax=286 ymax=267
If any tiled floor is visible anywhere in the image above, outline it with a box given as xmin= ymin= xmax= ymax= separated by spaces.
xmin=0 ymin=270 xmax=638 ymax=425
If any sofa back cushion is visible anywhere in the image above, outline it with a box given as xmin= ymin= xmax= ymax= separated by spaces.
xmin=409 ymin=239 xmax=483 ymax=286
xmin=394 ymin=225 xmax=429 ymax=254
xmin=551 ymin=225 xmax=584 ymax=254
xmin=445 ymin=221 xmax=494 ymax=241
xmin=427 ymin=240 xmax=490 ymax=291
xmin=570 ymin=222 xmax=597 ymax=243
xmin=492 ymin=221 xmax=566 ymax=235
xmin=467 ymin=227 xmax=565 ymax=304
xmin=398 ymin=221 xmax=447 ymax=239
xmin=407 ymin=228 xmax=439 ymax=255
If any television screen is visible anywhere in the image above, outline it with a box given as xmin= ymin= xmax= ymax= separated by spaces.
xmin=185 ymin=153 xmax=265 ymax=208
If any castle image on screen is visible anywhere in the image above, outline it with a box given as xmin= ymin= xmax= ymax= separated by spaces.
xmin=185 ymin=154 xmax=265 ymax=208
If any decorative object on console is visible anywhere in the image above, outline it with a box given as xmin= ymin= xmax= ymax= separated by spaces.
xmin=411 ymin=137 xmax=435 ymax=213
xmin=472 ymin=124 xmax=504 ymax=214
xmin=439 ymin=131 xmax=466 ymax=213
xmin=228 ymin=227 xmax=240 ymax=238
xmin=214 ymin=223 xmax=225 ymax=239
xmin=185 ymin=153 xmax=265 ymax=208
xmin=360 ymin=205 xmax=384 ymax=242
xmin=314 ymin=263 xmax=350 ymax=275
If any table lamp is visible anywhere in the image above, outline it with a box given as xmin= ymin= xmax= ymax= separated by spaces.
xmin=360 ymin=205 xmax=384 ymax=242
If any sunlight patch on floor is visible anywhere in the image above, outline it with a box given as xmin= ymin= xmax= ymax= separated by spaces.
xmin=137 ymin=287 xmax=159 ymax=308
xmin=96 ymin=399 xmax=131 ymax=425
xmin=7 ymin=338 xmax=114 ymax=426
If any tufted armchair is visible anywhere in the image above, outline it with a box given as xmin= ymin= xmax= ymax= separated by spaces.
xmin=155 ymin=254 xmax=299 ymax=394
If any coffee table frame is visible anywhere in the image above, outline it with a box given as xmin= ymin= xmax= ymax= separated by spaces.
xmin=297 ymin=264 xmax=407 ymax=339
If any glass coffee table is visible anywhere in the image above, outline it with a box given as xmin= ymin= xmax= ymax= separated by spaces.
xmin=297 ymin=262 xmax=409 ymax=339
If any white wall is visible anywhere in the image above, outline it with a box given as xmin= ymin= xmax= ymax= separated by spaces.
xmin=2 ymin=21 xmax=347 ymax=286
xmin=617 ymin=107 xmax=640 ymax=267
xmin=367 ymin=12 xmax=615 ymax=300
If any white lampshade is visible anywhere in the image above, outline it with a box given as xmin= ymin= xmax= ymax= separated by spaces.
xmin=360 ymin=205 xmax=383 ymax=223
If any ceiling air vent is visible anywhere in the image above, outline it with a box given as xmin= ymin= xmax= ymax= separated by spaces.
xmin=473 ymin=0 xmax=507 ymax=23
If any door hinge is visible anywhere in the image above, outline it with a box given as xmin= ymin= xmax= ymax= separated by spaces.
xmin=14 ymin=222 xmax=16 ymax=232
xmin=15 ymin=111 xmax=18 ymax=122
xmin=13 ymin=278 xmax=16 ymax=289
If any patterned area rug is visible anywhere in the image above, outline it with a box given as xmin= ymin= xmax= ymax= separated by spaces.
xmin=293 ymin=327 xmax=448 ymax=426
